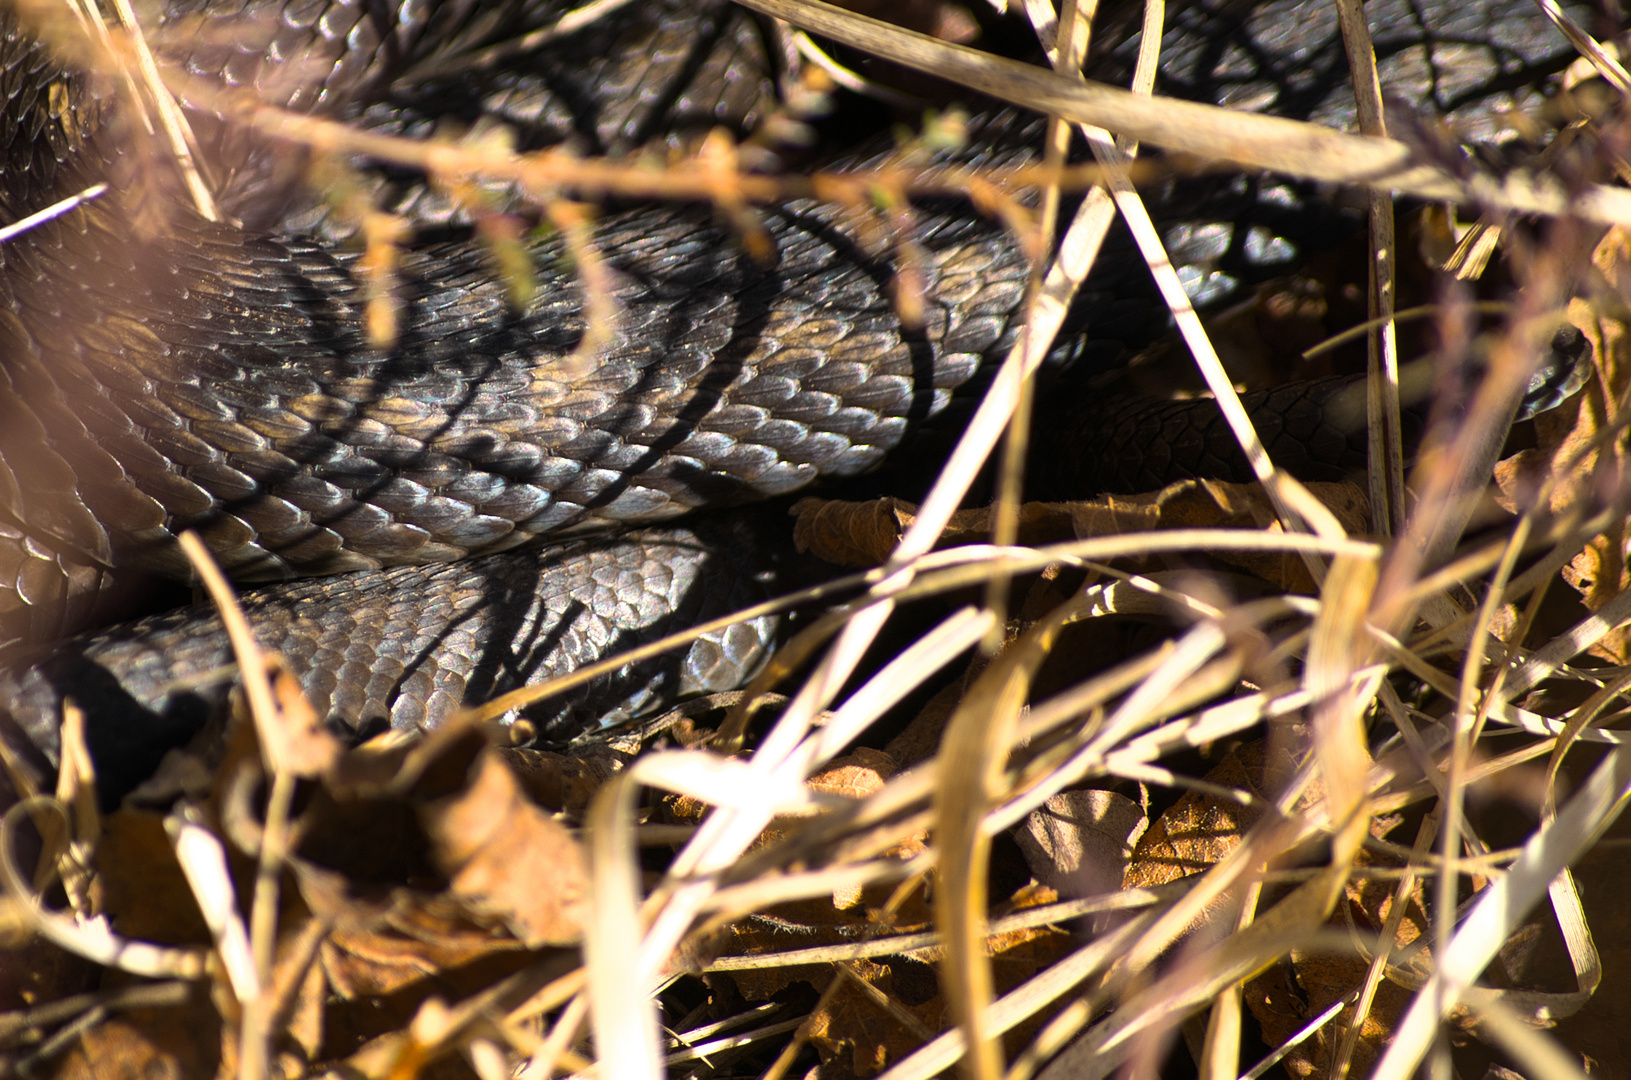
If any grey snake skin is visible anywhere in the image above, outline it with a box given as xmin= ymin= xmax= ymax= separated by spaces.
xmin=0 ymin=0 xmax=1594 ymax=800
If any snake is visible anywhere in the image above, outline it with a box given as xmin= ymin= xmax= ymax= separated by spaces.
xmin=0 ymin=0 xmax=1593 ymax=802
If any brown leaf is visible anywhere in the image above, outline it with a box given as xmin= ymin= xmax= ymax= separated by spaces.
xmin=96 ymin=810 xmax=210 ymax=947
xmin=717 ymin=896 xmax=891 ymax=1003
xmin=498 ymin=746 xmax=627 ymax=816
xmin=318 ymin=894 xmax=528 ymax=1000
xmin=1242 ymin=817 xmax=1449 ymax=1080
xmin=808 ymin=748 xmax=897 ymax=801
xmin=260 ymin=724 xmax=565 ymax=1027
xmin=1015 ymin=790 xmax=1147 ymax=902
xmin=52 ymin=985 xmax=221 ymax=1080
xmin=660 ymin=788 xmax=712 ymax=827
xmin=1243 ymin=792 xmax=1588 ymax=1080
xmin=1245 ymin=899 xmax=1420 ymax=1078
xmin=258 ymin=658 xmax=344 ymax=779
xmin=802 ymin=749 xmax=907 ymax=910
xmin=805 ymin=958 xmax=943 ymax=1078
xmin=882 ymin=679 xmax=969 ymax=769
xmin=1562 ymin=538 xmax=1631 ymax=663
xmin=410 ymin=725 xmax=589 ymax=948
xmin=1124 ymin=740 xmax=1295 ymax=892
xmin=792 ymin=496 xmax=1081 ymax=568
xmin=718 ymin=879 xmax=1069 ymax=1075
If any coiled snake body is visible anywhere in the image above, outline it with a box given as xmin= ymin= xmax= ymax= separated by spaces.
xmin=0 ymin=0 xmax=1591 ymax=799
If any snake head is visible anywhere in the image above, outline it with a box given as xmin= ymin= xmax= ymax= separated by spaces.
xmin=1517 ymin=322 xmax=1592 ymax=422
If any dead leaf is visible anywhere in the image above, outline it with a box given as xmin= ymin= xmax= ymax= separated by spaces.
xmin=1016 ymin=789 xmax=1147 ymax=903
xmin=711 ymin=748 xmax=930 ymax=1005
xmin=498 ymin=746 xmax=627 ymax=816
xmin=408 ymin=724 xmax=589 ymax=948
xmin=808 ymin=748 xmax=898 ymax=801
xmin=791 ymin=496 xmax=1078 ymax=568
xmin=791 ymin=482 xmax=1367 ymax=593
xmin=717 ymin=896 xmax=906 ymax=1004
xmin=805 ymin=958 xmax=943 ymax=1078
xmin=802 ymin=749 xmax=907 ymax=910
xmin=1124 ymin=740 xmax=1296 ymax=895
xmin=260 ymin=659 xmax=344 ymax=779
xmin=717 ymin=819 xmax=1069 ymax=1077
xmin=1246 ymin=886 xmax=1422 ymax=1079
xmin=96 ymin=810 xmax=211 ymax=947
xmin=1242 ymin=814 xmax=1459 ymax=1080
xmin=317 ymin=894 xmax=528 ymax=1000
xmin=52 ymin=984 xmax=221 ymax=1080
xmin=883 ymin=679 xmax=971 ymax=769
xmin=305 ymin=886 xmax=538 ymax=1056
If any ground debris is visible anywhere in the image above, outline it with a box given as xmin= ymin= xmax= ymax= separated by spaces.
xmin=792 ymin=479 xmax=1369 ymax=593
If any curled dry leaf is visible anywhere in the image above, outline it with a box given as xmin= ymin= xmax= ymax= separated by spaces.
xmin=407 ymin=722 xmax=589 ymax=948
xmin=790 ymin=495 xmax=1076 ymax=567
xmin=256 ymin=721 xmax=583 ymax=1057
xmin=308 ymin=896 xmax=539 ymax=1061
xmin=312 ymin=895 xmax=527 ymax=999
xmin=262 ymin=657 xmax=344 ymax=780
xmin=284 ymin=843 xmax=530 ymax=1004
xmin=1069 ymin=480 xmax=1368 ymax=592
xmin=791 ymin=496 xmax=937 ymax=567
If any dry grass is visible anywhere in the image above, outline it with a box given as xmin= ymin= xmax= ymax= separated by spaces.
xmin=6 ymin=0 xmax=1631 ymax=1078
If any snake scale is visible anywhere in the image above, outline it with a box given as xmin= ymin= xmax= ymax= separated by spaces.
xmin=0 ymin=0 xmax=1593 ymax=801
